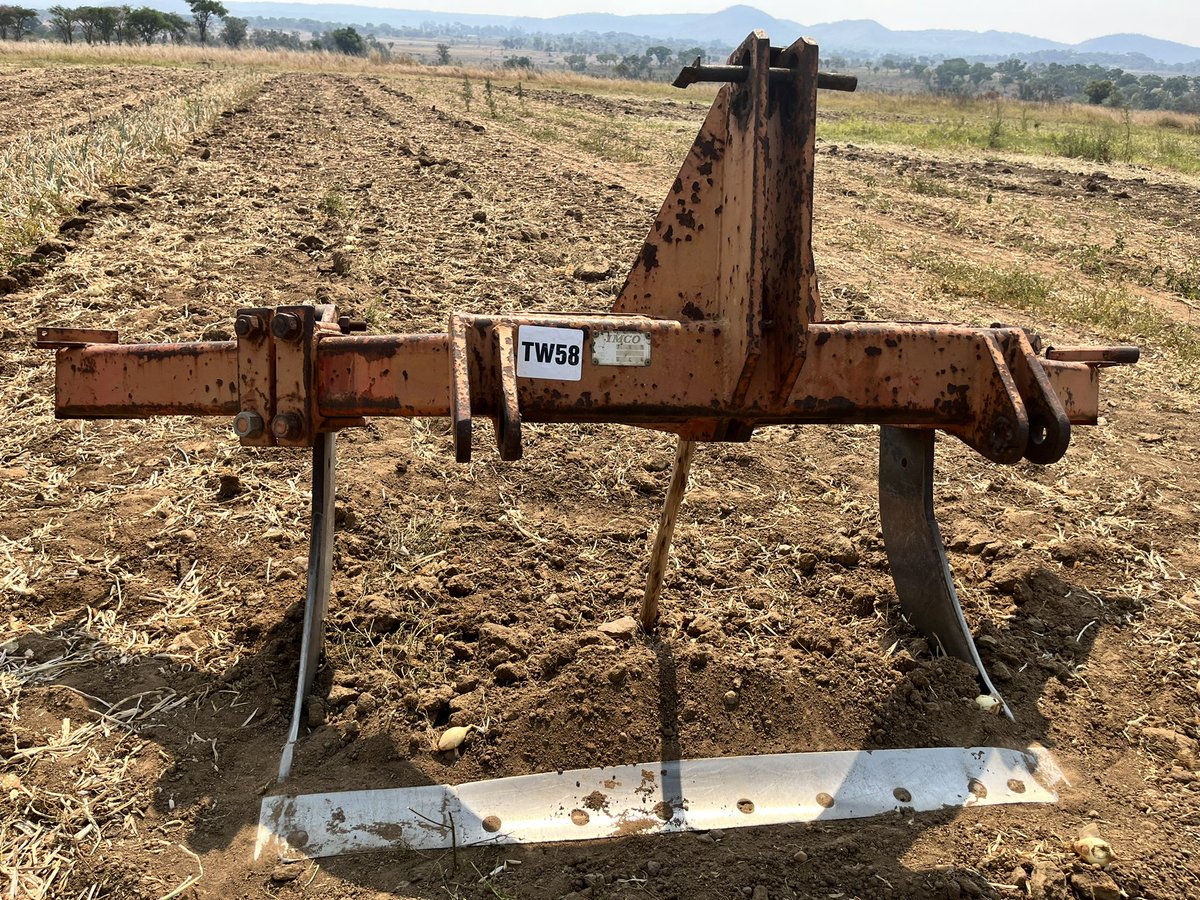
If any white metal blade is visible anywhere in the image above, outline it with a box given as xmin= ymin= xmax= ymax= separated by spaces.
xmin=256 ymin=745 xmax=1063 ymax=860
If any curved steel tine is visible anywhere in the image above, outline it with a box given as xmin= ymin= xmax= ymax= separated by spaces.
xmin=878 ymin=426 xmax=1013 ymax=721
xmin=278 ymin=431 xmax=337 ymax=782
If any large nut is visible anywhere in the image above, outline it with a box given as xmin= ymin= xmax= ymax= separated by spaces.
xmin=271 ymin=412 xmax=303 ymax=440
xmin=234 ymin=314 xmax=264 ymax=339
xmin=233 ymin=411 xmax=265 ymax=439
xmin=271 ymin=312 xmax=303 ymax=341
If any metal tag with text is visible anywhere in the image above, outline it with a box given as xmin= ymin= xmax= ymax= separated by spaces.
xmin=592 ymin=331 xmax=651 ymax=366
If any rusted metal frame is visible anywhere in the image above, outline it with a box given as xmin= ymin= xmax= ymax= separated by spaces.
xmin=319 ymin=315 xmax=726 ymax=423
xmin=449 ymin=313 xmax=473 ymax=462
xmin=35 ymin=327 xmax=119 ymax=349
xmin=747 ymin=36 xmax=820 ymax=407
xmin=1045 ymin=345 xmax=1140 ymax=366
xmin=723 ymin=31 xmax=771 ymax=409
xmin=1001 ymin=330 xmax=1071 ymax=464
xmin=234 ymin=307 xmax=276 ymax=446
xmin=48 ymin=317 xmax=1109 ymax=454
xmin=494 ymin=324 xmax=523 ymax=461
xmin=672 ymin=62 xmax=858 ymax=93
xmin=52 ymin=341 xmax=239 ymax=419
xmin=785 ymin=324 xmax=1029 ymax=463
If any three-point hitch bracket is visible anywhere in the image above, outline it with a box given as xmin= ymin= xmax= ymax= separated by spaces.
xmin=37 ymin=32 xmax=1137 ymax=779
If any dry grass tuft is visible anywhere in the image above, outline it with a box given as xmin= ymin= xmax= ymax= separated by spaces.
xmin=0 ymin=71 xmax=263 ymax=263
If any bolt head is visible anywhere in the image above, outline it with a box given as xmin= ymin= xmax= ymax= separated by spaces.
xmin=233 ymin=411 xmax=264 ymax=439
xmin=271 ymin=412 xmax=303 ymax=440
xmin=271 ymin=312 xmax=303 ymax=342
xmin=234 ymin=314 xmax=263 ymax=338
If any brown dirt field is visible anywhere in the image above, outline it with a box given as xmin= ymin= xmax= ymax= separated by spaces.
xmin=1 ymin=65 xmax=1199 ymax=900
xmin=0 ymin=65 xmax=223 ymax=147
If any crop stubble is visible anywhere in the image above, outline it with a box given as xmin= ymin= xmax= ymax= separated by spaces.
xmin=1 ymin=67 xmax=1198 ymax=899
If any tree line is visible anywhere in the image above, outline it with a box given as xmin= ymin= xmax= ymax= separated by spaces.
xmin=0 ymin=1 xmax=247 ymax=46
xmin=886 ymin=56 xmax=1200 ymax=113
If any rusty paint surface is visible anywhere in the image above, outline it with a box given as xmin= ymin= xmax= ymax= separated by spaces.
xmin=236 ymin=308 xmax=276 ymax=447
xmin=35 ymin=327 xmax=119 ymax=349
xmin=41 ymin=33 xmax=1132 ymax=470
xmin=54 ymin=341 xmax=238 ymax=418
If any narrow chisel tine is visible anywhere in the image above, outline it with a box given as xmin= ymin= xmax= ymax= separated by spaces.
xmin=639 ymin=438 xmax=695 ymax=631
xmin=278 ymin=431 xmax=338 ymax=781
xmin=878 ymin=426 xmax=1012 ymax=720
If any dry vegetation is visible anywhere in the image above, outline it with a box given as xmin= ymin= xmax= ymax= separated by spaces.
xmin=1 ymin=42 xmax=1199 ymax=900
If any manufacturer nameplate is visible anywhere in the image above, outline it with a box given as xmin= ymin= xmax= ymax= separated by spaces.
xmin=591 ymin=331 xmax=651 ymax=367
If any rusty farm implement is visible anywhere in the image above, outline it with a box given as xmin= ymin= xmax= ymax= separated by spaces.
xmin=37 ymin=33 xmax=1136 ymax=856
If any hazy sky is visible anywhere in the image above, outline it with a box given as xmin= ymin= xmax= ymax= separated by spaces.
xmin=309 ymin=1 xmax=1199 ymax=47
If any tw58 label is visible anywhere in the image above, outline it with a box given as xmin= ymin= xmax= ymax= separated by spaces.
xmin=516 ymin=325 xmax=583 ymax=381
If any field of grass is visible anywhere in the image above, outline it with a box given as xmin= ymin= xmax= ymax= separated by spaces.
xmin=819 ymin=91 xmax=1200 ymax=175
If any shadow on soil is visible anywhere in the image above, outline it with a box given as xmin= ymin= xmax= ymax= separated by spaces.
xmin=14 ymin=552 xmax=1113 ymax=899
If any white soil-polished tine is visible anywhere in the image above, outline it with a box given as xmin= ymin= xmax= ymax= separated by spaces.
xmin=277 ymin=432 xmax=337 ymax=783
xmin=256 ymin=745 xmax=1063 ymax=859
xmin=879 ymin=426 xmax=1013 ymax=720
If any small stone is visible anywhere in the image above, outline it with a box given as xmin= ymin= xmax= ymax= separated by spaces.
xmin=646 ymin=860 xmax=662 ymax=876
xmin=572 ymin=259 xmax=612 ymax=282
xmin=1068 ymin=869 xmax=1120 ymax=900
xmin=752 ymin=887 xmax=769 ymax=900
xmin=306 ymin=698 xmax=326 ymax=726
xmin=270 ymin=863 xmax=302 ymax=883
xmin=58 ymin=216 xmax=90 ymax=233
xmin=493 ymin=662 xmax=527 ymax=684
xmin=597 ymin=616 xmax=638 ymax=641
xmin=827 ymin=536 xmax=859 ymax=567
xmin=607 ymin=665 xmax=627 ymax=685
xmin=479 ymin=622 xmax=530 ymax=657
xmin=471 ymin=209 xmax=488 ymax=223
xmin=723 ymin=690 xmax=739 ymax=710
xmin=178 ymin=529 xmax=198 ymax=543
xmin=328 ymin=684 xmax=359 ymax=706
xmin=792 ymin=850 xmax=808 ymax=863
xmin=216 ymin=473 xmax=242 ymax=500
xmin=1136 ymin=432 xmax=1164 ymax=444
xmin=296 ymin=234 xmax=326 ymax=251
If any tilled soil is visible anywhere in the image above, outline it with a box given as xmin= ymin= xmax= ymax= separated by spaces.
xmin=0 ymin=65 xmax=223 ymax=147
xmin=1 ymin=67 xmax=1199 ymax=900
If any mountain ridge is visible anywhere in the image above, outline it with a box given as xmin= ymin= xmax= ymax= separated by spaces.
xmin=222 ymin=2 xmax=1200 ymax=66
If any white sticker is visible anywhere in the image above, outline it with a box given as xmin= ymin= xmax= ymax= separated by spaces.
xmin=592 ymin=331 xmax=651 ymax=366
xmin=516 ymin=326 xmax=584 ymax=381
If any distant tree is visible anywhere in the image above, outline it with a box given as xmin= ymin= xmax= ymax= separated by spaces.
xmin=615 ymin=52 xmax=650 ymax=79
xmin=0 ymin=5 xmax=40 ymax=40
xmin=48 ymin=5 xmax=76 ymax=43
xmin=1085 ymin=79 xmax=1114 ymax=104
xmin=595 ymin=51 xmax=618 ymax=67
xmin=931 ymin=58 xmax=970 ymax=94
xmin=221 ymin=15 xmax=246 ymax=47
xmin=435 ymin=41 xmax=450 ymax=64
xmin=968 ymin=62 xmax=993 ymax=87
xmin=187 ymin=0 xmax=226 ymax=45
xmin=646 ymin=45 xmax=672 ymax=67
xmin=330 ymin=26 xmax=364 ymax=55
xmin=564 ymin=53 xmax=587 ymax=72
xmin=92 ymin=5 xmax=118 ymax=42
xmin=163 ymin=11 xmax=189 ymax=43
xmin=75 ymin=6 xmax=102 ymax=43
xmin=502 ymin=55 xmax=533 ymax=70
xmin=677 ymin=47 xmax=704 ymax=67
xmin=126 ymin=6 xmax=168 ymax=44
